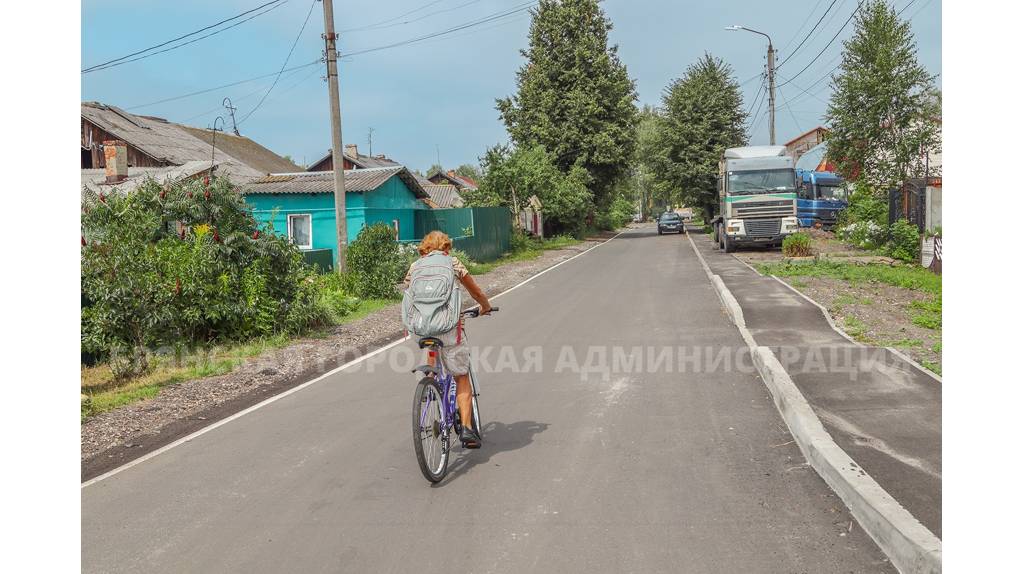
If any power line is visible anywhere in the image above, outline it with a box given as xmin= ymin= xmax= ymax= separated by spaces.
xmin=344 ymin=0 xmax=486 ymax=34
xmin=339 ymin=0 xmax=448 ymax=33
xmin=342 ymin=1 xmax=538 ymax=58
xmin=745 ymin=75 xmax=767 ymax=119
xmin=124 ymin=60 xmax=321 ymax=110
xmin=777 ymin=85 xmax=804 ymax=134
xmin=238 ymin=0 xmax=318 ymax=125
xmin=780 ymin=0 xmax=826 ymax=53
xmin=777 ymin=0 xmax=840 ymax=69
xmin=82 ymin=0 xmax=287 ymax=73
xmin=777 ymin=2 xmax=861 ymax=88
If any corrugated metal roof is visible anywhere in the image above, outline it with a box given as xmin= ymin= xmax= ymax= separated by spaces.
xmin=82 ymin=102 xmax=264 ymax=183
xmin=307 ymin=150 xmax=402 ymax=171
xmin=241 ymin=166 xmax=429 ymax=199
xmin=422 ymin=184 xmax=463 ymax=208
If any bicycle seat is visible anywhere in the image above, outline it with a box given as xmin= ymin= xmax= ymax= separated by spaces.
xmin=417 ymin=337 xmax=444 ymax=349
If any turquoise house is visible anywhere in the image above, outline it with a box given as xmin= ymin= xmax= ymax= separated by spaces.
xmin=241 ymin=166 xmax=430 ymax=262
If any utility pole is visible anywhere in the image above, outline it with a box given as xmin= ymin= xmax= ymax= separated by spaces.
xmin=322 ymin=0 xmax=348 ymax=273
xmin=726 ymin=25 xmax=776 ymax=145
xmin=766 ymin=40 xmax=776 ymax=145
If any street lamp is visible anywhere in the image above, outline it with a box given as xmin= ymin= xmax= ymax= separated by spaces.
xmin=727 ymin=25 xmax=776 ymax=145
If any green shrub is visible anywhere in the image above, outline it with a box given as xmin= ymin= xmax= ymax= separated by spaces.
xmin=81 ymin=177 xmax=327 ymax=379
xmin=782 ymin=233 xmax=812 ymax=257
xmin=837 ymin=183 xmax=887 ymax=228
xmin=886 ymin=219 xmax=921 ymax=263
xmin=348 ymin=223 xmax=406 ymax=299
xmin=594 ymin=194 xmax=635 ymax=231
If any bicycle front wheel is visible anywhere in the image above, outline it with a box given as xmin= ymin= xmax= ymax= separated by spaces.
xmin=412 ymin=377 xmax=449 ymax=483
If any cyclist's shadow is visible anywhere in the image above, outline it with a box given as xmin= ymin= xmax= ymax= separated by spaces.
xmin=434 ymin=420 xmax=549 ymax=486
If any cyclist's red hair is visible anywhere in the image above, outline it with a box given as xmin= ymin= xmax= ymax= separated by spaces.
xmin=418 ymin=230 xmax=452 ymax=256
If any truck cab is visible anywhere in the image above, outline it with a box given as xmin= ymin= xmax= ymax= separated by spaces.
xmin=711 ymin=146 xmax=799 ymax=252
xmin=796 ymin=169 xmax=848 ymax=229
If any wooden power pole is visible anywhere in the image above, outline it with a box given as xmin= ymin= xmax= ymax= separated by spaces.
xmin=322 ymin=0 xmax=348 ymax=273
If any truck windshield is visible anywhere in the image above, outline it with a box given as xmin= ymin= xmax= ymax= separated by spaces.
xmin=728 ymin=169 xmax=795 ymax=195
xmin=817 ymin=183 xmax=848 ymax=201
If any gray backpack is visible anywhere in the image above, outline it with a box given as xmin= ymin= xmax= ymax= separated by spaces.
xmin=402 ymin=251 xmax=461 ymax=337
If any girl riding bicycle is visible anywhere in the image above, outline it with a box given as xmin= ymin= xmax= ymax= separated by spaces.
xmin=403 ymin=231 xmax=492 ymax=447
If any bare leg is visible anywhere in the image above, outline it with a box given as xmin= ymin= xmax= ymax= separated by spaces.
xmin=455 ymin=374 xmax=473 ymax=429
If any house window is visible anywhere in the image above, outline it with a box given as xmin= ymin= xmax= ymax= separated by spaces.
xmin=287 ymin=214 xmax=312 ymax=249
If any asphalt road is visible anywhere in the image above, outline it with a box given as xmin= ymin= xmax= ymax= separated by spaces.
xmin=82 ymin=227 xmax=893 ymax=573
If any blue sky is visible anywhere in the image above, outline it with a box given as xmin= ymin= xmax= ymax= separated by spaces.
xmin=81 ymin=0 xmax=941 ymax=172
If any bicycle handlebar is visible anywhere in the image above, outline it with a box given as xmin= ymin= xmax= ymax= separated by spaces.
xmin=461 ymin=306 xmax=499 ymax=318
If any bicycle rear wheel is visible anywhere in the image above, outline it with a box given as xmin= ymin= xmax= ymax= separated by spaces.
xmin=412 ymin=377 xmax=449 ymax=483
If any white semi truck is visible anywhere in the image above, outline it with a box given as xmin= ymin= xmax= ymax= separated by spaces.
xmin=711 ymin=145 xmax=800 ymax=252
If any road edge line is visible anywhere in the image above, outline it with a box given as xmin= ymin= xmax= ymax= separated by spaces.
xmin=82 ymin=230 xmax=623 ymax=488
xmin=686 ymin=230 xmax=942 ymax=574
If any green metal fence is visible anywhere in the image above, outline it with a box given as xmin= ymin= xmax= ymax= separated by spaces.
xmin=302 ymin=248 xmax=335 ymax=273
xmin=415 ymin=207 xmax=511 ymax=262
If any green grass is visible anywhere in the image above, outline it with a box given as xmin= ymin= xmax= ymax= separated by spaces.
xmin=842 ymin=316 xmax=870 ymax=342
xmin=882 ymin=338 xmax=924 ymax=348
xmin=757 ymin=259 xmax=941 ymax=295
xmin=910 ymin=298 xmax=942 ymax=330
xmin=80 ymin=297 xmax=399 ymax=422
xmin=921 ymin=360 xmax=942 ymax=376
xmin=931 ymin=341 xmax=942 ymax=354
xmin=464 ymin=236 xmax=582 ymax=275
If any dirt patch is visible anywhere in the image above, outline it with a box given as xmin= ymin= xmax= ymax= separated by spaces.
xmin=778 ymin=275 xmax=942 ymax=371
xmin=734 ymin=228 xmax=893 ymax=265
xmin=81 ymin=238 xmax=607 ymax=478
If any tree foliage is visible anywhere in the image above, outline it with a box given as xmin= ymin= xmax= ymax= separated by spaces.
xmin=454 ymin=163 xmax=483 ymax=184
xmin=81 ymin=177 xmax=327 ymax=379
xmin=347 ymin=223 xmax=408 ymax=299
xmin=496 ymin=0 xmax=638 ymax=207
xmin=825 ymin=0 xmax=940 ymax=192
xmin=466 ymin=144 xmax=592 ymax=235
xmin=653 ymin=53 xmax=747 ymax=221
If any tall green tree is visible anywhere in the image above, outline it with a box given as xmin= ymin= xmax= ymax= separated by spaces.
xmin=825 ymin=0 xmax=940 ymax=192
xmin=496 ymin=0 xmax=638 ymax=207
xmin=466 ymin=144 xmax=592 ymax=235
xmin=655 ymin=53 xmax=747 ymax=221
xmin=454 ymin=163 xmax=483 ymax=184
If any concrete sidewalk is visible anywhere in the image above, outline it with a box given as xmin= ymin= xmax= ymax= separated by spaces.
xmin=689 ymin=228 xmax=942 ymax=540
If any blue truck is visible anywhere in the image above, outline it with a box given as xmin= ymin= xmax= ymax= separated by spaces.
xmin=795 ymin=169 xmax=848 ymax=229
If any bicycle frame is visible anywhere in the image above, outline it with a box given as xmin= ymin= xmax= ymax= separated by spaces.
xmin=419 ymin=350 xmax=458 ymax=440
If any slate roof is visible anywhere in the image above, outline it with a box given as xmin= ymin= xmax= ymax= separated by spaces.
xmin=178 ymin=126 xmax=302 ymax=174
xmin=241 ymin=166 xmax=429 ymax=199
xmin=81 ymin=160 xmax=218 ymax=201
xmin=307 ymin=150 xmax=402 ymax=170
xmin=82 ymin=102 xmax=267 ymax=183
xmin=422 ymin=184 xmax=464 ymax=208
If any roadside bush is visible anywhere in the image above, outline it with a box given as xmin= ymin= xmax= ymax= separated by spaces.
xmin=312 ymin=273 xmax=361 ymax=323
xmin=837 ymin=220 xmax=888 ymax=250
xmin=594 ymin=194 xmax=635 ymax=231
xmin=782 ymin=233 xmax=812 ymax=257
xmin=348 ymin=223 xmax=406 ymax=299
xmin=886 ymin=219 xmax=921 ymax=263
xmin=836 ymin=182 xmax=887 ymax=229
xmin=81 ymin=177 xmax=327 ymax=379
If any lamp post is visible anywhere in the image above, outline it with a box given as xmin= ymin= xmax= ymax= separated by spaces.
xmin=726 ymin=25 xmax=776 ymax=145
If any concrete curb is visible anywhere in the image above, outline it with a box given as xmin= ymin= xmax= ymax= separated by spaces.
xmin=686 ymin=231 xmax=942 ymax=574
xmin=885 ymin=346 xmax=943 ymax=384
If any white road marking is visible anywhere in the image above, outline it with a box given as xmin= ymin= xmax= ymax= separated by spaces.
xmin=83 ymin=230 xmax=624 ymax=488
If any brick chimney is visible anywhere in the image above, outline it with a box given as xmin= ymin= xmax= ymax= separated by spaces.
xmin=103 ymin=140 xmax=128 ymax=184
xmin=344 ymin=143 xmax=359 ymax=158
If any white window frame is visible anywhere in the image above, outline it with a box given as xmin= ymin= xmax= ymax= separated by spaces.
xmin=287 ymin=213 xmax=313 ymax=250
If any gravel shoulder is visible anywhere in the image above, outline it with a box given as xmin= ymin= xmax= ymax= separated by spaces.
xmin=82 ymin=235 xmax=613 ymax=478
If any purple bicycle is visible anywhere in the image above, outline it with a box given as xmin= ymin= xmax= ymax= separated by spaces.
xmin=411 ymin=307 xmax=498 ymax=483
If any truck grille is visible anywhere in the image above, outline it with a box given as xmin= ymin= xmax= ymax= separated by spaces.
xmin=734 ymin=200 xmax=794 ymax=218
xmin=744 ymin=218 xmax=781 ymax=237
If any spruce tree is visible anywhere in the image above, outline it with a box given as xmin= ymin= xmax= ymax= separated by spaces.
xmin=496 ymin=0 xmax=638 ymax=207
xmin=656 ymin=54 xmax=747 ymax=221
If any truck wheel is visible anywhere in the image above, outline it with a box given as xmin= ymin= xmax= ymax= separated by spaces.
xmin=723 ymin=231 xmax=736 ymax=253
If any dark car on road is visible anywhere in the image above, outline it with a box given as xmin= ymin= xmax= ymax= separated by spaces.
xmin=657 ymin=212 xmax=685 ymax=235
